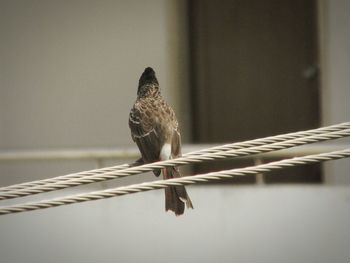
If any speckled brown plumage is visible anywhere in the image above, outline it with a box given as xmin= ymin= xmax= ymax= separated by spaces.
xmin=129 ymin=67 xmax=193 ymax=216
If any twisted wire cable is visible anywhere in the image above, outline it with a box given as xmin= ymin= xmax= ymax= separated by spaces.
xmin=1 ymin=122 xmax=349 ymax=193
xmin=0 ymin=163 xmax=133 ymax=192
xmin=0 ymin=149 xmax=349 ymax=216
xmin=1 ymin=128 xmax=350 ymax=201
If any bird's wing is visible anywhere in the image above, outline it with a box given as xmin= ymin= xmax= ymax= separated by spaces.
xmin=171 ymin=127 xmax=182 ymax=159
xmin=129 ymin=106 xmax=163 ymax=163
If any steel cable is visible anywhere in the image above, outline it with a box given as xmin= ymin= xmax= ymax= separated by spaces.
xmin=0 ymin=149 xmax=349 ymax=215
xmin=0 ymin=128 xmax=350 ymax=200
xmin=1 ymin=122 xmax=349 ymax=193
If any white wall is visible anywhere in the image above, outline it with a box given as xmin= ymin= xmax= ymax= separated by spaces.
xmin=320 ymin=0 xmax=350 ymax=184
xmin=0 ymin=0 xmax=190 ymax=150
xmin=1 ymin=186 xmax=350 ymax=263
xmin=0 ymin=0 xmax=190 ymax=186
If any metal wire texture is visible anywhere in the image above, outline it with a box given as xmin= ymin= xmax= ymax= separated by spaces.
xmin=0 ymin=149 xmax=349 ymax=216
xmin=1 ymin=122 xmax=349 ymax=193
xmin=1 ymin=127 xmax=350 ymax=200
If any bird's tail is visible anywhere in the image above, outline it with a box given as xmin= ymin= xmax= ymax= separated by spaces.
xmin=163 ymin=167 xmax=193 ymax=216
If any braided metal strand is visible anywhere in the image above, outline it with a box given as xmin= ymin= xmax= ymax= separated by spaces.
xmin=0 ymin=163 xmax=133 ymax=193
xmin=0 ymin=149 xmax=349 ymax=216
xmin=0 ymin=129 xmax=350 ymax=201
xmin=1 ymin=122 xmax=349 ymax=193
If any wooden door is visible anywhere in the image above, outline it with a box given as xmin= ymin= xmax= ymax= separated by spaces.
xmin=189 ymin=0 xmax=321 ymax=183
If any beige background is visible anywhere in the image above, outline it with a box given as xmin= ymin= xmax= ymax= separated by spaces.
xmin=0 ymin=0 xmax=190 ymax=186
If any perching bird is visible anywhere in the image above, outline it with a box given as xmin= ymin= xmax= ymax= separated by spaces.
xmin=129 ymin=67 xmax=193 ymax=216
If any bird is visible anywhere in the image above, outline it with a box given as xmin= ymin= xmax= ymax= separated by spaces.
xmin=129 ymin=67 xmax=193 ymax=216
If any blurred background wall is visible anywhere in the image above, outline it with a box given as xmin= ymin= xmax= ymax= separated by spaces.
xmin=320 ymin=0 xmax=350 ymax=184
xmin=0 ymin=0 xmax=191 ymax=186
xmin=0 ymin=1 xmax=350 ymax=263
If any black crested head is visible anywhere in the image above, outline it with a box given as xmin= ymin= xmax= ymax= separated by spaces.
xmin=137 ymin=67 xmax=159 ymax=97
xmin=139 ymin=67 xmax=158 ymax=86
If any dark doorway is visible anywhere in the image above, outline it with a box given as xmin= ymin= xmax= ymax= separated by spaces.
xmin=189 ymin=0 xmax=321 ymax=183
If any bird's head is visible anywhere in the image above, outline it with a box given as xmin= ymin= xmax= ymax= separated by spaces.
xmin=137 ymin=67 xmax=160 ymax=98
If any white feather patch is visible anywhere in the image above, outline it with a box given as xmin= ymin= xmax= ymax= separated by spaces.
xmin=160 ymin=143 xmax=171 ymax=161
